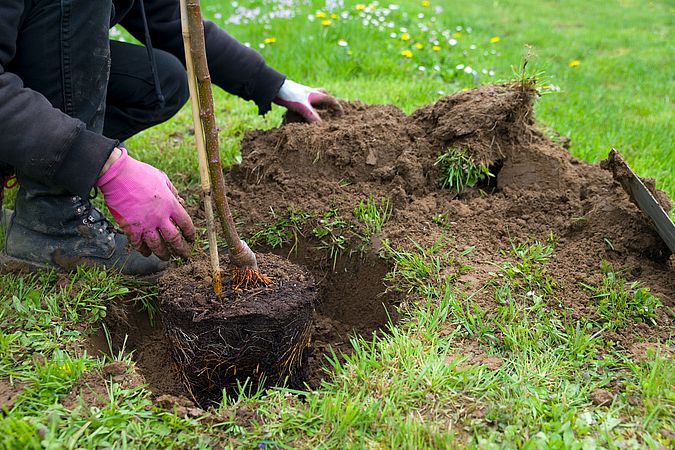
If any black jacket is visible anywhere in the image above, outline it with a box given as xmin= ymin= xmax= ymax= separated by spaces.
xmin=0 ymin=0 xmax=285 ymax=197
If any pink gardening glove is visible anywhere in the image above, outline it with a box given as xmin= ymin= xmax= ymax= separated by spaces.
xmin=273 ymin=79 xmax=341 ymax=123
xmin=96 ymin=148 xmax=195 ymax=261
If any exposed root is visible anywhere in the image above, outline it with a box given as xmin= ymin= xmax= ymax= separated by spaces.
xmin=231 ymin=267 xmax=272 ymax=290
xmin=275 ymin=319 xmax=313 ymax=377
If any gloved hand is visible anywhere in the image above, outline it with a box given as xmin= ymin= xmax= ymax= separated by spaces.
xmin=96 ymin=147 xmax=195 ymax=260
xmin=273 ymin=79 xmax=341 ymax=123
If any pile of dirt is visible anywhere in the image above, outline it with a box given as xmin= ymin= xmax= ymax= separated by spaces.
xmin=110 ymin=83 xmax=671 ymax=406
xmin=223 ymin=82 xmax=673 ymax=352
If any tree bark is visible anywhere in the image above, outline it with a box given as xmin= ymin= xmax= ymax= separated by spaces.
xmin=183 ymin=0 xmax=257 ymax=271
xmin=179 ymin=0 xmax=222 ymax=294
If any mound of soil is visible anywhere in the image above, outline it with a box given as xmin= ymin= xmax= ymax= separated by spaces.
xmin=224 ymin=82 xmax=673 ymax=351
xmin=158 ymin=253 xmax=316 ymax=405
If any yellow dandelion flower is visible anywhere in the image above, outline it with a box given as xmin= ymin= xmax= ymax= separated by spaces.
xmin=263 ymin=37 xmax=277 ymax=44
xmin=355 ymin=4 xmax=366 ymax=10
xmin=432 ymin=45 xmax=441 ymax=51
xmin=452 ymin=31 xmax=462 ymax=38
xmin=321 ymin=19 xmax=332 ymax=26
xmin=401 ymin=50 xmax=413 ymax=58
xmin=315 ymin=11 xmax=326 ymax=18
xmin=369 ymin=3 xmax=377 ymax=10
xmin=400 ymin=33 xmax=410 ymax=41
xmin=414 ymin=42 xmax=424 ymax=49
xmin=490 ymin=36 xmax=500 ymax=43
xmin=421 ymin=0 xmax=430 ymax=6
xmin=568 ymin=59 xmax=581 ymax=68
xmin=331 ymin=13 xmax=338 ymax=19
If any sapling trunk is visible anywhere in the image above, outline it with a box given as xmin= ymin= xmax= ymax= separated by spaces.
xmin=182 ymin=0 xmax=270 ymax=288
xmin=179 ymin=0 xmax=221 ymax=294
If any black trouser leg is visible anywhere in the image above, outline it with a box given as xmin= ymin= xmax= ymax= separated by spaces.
xmin=103 ymin=40 xmax=189 ymax=141
xmin=3 ymin=0 xmax=111 ymax=221
xmin=2 ymin=1 xmax=171 ymax=275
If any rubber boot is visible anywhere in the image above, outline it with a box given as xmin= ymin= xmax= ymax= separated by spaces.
xmin=0 ymin=181 xmax=168 ymax=276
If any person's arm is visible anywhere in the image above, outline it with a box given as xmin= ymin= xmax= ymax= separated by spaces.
xmin=120 ymin=0 xmax=341 ymax=122
xmin=0 ymin=1 xmax=116 ymax=198
xmin=119 ymin=0 xmax=285 ymax=115
xmin=0 ymin=2 xmax=193 ymax=260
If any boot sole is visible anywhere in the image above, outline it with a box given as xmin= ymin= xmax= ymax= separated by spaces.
xmin=0 ymin=251 xmax=54 ymax=273
xmin=0 ymin=250 xmax=164 ymax=282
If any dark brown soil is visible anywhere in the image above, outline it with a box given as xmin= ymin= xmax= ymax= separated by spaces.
xmin=590 ymin=388 xmax=615 ymax=407
xmin=105 ymin=83 xmax=672 ymax=409
xmin=0 ymin=378 xmax=25 ymax=412
xmin=158 ymin=252 xmax=316 ymax=405
xmin=61 ymin=361 xmax=145 ymax=410
xmin=86 ymin=300 xmax=189 ymax=398
xmin=223 ymin=82 xmax=673 ymax=351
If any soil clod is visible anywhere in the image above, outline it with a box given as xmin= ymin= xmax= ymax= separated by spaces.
xmin=0 ymin=378 xmax=26 ymax=413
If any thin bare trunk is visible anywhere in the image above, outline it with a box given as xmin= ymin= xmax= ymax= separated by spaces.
xmin=184 ymin=0 xmax=246 ymax=259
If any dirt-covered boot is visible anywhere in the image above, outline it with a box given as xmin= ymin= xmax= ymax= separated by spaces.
xmin=0 ymin=187 xmax=168 ymax=276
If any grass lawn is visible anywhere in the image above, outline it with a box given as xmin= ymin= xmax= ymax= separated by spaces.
xmin=1 ymin=0 xmax=673 ymax=448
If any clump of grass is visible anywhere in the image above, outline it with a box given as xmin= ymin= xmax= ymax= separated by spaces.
xmin=353 ymin=195 xmax=392 ymax=239
xmin=435 ymin=147 xmax=493 ymax=192
xmin=380 ymin=238 xmax=446 ymax=295
xmin=582 ymin=264 xmax=661 ymax=328
xmin=312 ymin=205 xmax=351 ymax=269
xmin=498 ymin=234 xmax=556 ymax=294
xmin=249 ymin=207 xmax=310 ymax=251
xmin=510 ymin=46 xmax=543 ymax=90
xmin=316 ymin=234 xmax=348 ymax=270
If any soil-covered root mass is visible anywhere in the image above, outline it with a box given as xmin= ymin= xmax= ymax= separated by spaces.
xmin=158 ymin=253 xmax=316 ymax=405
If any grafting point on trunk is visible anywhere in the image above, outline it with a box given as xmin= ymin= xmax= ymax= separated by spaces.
xmin=228 ymin=239 xmax=258 ymax=270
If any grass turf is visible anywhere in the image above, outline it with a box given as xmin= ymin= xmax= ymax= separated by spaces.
xmin=1 ymin=0 xmax=673 ymax=448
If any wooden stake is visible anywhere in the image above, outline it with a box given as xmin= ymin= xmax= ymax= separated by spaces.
xmin=179 ymin=0 xmax=222 ymax=294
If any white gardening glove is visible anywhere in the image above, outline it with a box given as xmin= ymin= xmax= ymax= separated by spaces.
xmin=273 ymin=79 xmax=341 ymax=123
